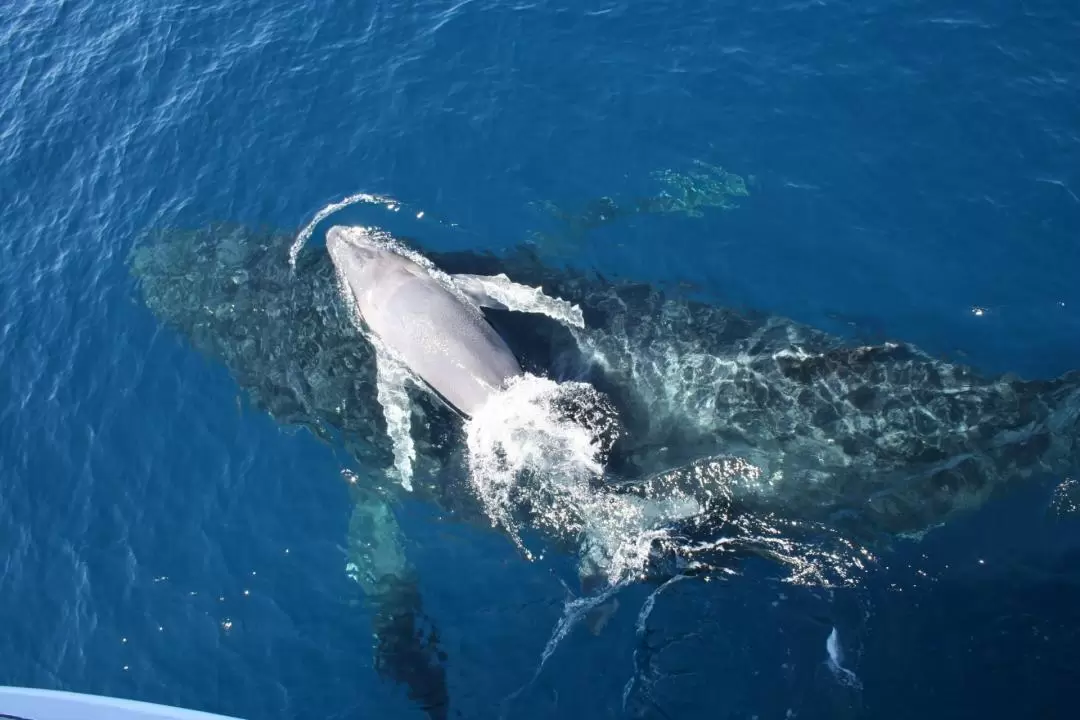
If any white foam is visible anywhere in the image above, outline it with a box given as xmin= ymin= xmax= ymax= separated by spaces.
xmin=538 ymin=588 xmax=618 ymax=674
xmin=464 ymin=374 xmax=605 ymax=547
xmin=373 ymin=345 xmax=417 ymax=491
xmin=825 ymin=627 xmax=862 ymax=689
xmin=464 ymin=374 xmax=703 ymax=583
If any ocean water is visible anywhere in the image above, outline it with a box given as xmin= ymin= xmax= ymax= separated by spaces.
xmin=2 ymin=0 xmax=1079 ymax=719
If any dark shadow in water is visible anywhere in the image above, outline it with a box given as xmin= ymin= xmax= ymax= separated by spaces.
xmin=371 ymin=578 xmax=449 ymax=720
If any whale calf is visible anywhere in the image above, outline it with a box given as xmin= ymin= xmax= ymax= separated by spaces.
xmin=325 ymin=225 xmax=591 ymax=486
xmin=327 ymin=225 xmax=524 ymax=417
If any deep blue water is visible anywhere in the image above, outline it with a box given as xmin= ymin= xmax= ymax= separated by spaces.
xmin=2 ymin=0 xmax=1079 ymax=718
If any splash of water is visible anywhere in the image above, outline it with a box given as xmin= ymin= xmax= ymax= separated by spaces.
xmin=826 ymin=627 xmax=862 ymax=689
xmin=464 ymin=375 xmax=604 ymax=547
xmin=464 ymin=374 xmax=704 ymax=583
xmin=373 ymin=345 xmax=418 ymax=491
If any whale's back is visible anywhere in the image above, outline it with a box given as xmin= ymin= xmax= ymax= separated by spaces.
xmin=354 ymin=258 xmax=522 ymax=417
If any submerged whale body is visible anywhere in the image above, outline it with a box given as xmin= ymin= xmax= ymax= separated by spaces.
xmin=131 ymin=223 xmax=1080 ymax=543
xmin=130 ymin=223 xmax=1080 ymax=717
xmin=421 ymin=245 xmax=1080 ymax=540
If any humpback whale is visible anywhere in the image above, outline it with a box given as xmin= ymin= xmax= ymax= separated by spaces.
xmin=129 ymin=220 xmax=1080 ymax=720
xmin=324 ymin=224 xmax=604 ymax=490
xmin=327 ymin=224 xmax=526 ymax=419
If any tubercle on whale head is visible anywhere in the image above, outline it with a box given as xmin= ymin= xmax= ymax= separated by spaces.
xmin=326 ymin=225 xmax=380 ymax=262
xmin=326 ymin=227 xmax=389 ymax=305
xmin=325 ymin=224 xmax=348 ymax=250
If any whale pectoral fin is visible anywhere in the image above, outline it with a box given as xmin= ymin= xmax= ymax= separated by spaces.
xmin=345 ymin=486 xmax=450 ymax=720
xmin=451 ymin=273 xmax=585 ymax=329
xmin=373 ymin=347 xmax=418 ymax=491
xmin=451 ymin=274 xmax=511 ymax=311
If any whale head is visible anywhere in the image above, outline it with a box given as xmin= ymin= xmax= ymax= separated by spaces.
xmin=327 ymin=224 xmax=383 ymax=271
xmin=325 ymin=225 xmax=409 ymax=302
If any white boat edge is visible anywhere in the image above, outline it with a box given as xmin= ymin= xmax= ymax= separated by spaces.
xmin=0 ymin=686 xmax=244 ymax=719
